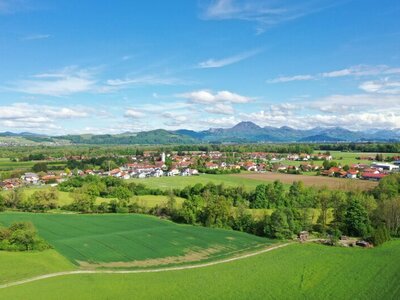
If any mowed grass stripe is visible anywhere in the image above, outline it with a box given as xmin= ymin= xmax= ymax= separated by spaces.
xmin=1 ymin=241 xmax=400 ymax=299
xmin=0 ymin=212 xmax=271 ymax=266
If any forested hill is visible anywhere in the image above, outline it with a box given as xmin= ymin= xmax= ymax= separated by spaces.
xmin=1 ymin=122 xmax=400 ymax=145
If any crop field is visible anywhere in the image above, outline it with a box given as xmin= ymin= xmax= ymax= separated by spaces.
xmin=129 ymin=173 xmax=284 ymax=190
xmin=0 ymin=158 xmax=66 ymax=171
xmin=1 ymin=240 xmax=399 ymax=299
xmin=234 ymin=173 xmax=378 ymax=191
xmin=0 ymin=213 xmax=272 ymax=268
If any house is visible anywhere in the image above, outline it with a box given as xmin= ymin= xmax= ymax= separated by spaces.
xmin=243 ymin=162 xmax=258 ymax=172
xmin=361 ymin=172 xmax=387 ymax=181
xmin=287 ymin=154 xmax=299 ymax=161
xmin=41 ymin=175 xmax=63 ymax=184
xmin=21 ymin=173 xmax=40 ymax=184
xmin=181 ymin=168 xmax=199 ymax=176
xmin=167 ymin=169 xmax=180 ymax=176
xmin=346 ymin=170 xmax=358 ymax=179
xmin=205 ymin=162 xmax=219 ymax=170
xmin=151 ymin=169 xmax=164 ymax=178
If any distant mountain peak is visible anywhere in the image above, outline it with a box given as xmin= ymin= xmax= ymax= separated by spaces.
xmin=231 ymin=121 xmax=261 ymax=131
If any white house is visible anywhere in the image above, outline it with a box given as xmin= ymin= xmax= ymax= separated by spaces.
xmin=21 ymin=173 xmax=40 ymax=184
xmin=167 ymin=169 xmax=180 ymax=176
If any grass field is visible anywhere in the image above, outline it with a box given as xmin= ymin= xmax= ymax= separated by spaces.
xmin=1 ymin=240 xmax=399 ymax=299
xmin=0 ymin=250 xmax=75 ymax=284
xmin=129 ymin=173 xmax=286 ymax=190
xmin=0 ymin=212 xmax=272 ymax=268
xmin=280 ymin=151 xmax=399 ymax=170
xmin=234 ymin=173 xmax=378 ymax=191
xmin=0 ymin=158 xmax=66 ymax=171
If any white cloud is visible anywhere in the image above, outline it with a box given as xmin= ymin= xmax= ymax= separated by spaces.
xmin=267 ymin=74 xmax=314 ymax=83
xmin=198 ymin=49 xmax=261 ymax=68
xmin=200 ymin=116 xmax=239 ymax=128
xmin=106 ymin=76 xmax=182 ymax=87
xmin=359 ymin=79 xmax=400 ymax=95
xmin=309 ymin=94 xmax=400 ymax=113
xmin=22 ymin=34 xmax=50 ymax=41
xmin=239 ymin=109 xmax=400 ymax=130
xmin=267 ymin=64 xmax=400 ymax=84
xmin=201 ymin=0 xmax=334 ymax=34
xmin=162 ymin=112 xmax=189 ymax=126
xmin=8 ymin=66 xmax=96 ymax=96
xmin=0 ymin=103 xmax=89 ymax=131
xmin=180 ymin=89 xmax=252 ymax=104
xmin=321 ymin=65 xmax=400 ymax=78
xmin=124 ymin=109 xmax=145 ymax=118
xmin=205 ymin=103 xmax=235 ymax=115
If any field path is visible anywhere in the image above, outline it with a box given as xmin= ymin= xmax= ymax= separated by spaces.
xmin=0 ymin=243 xmax=290 ymax=289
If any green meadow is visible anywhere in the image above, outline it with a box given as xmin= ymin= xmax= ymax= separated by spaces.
xmin=129 ymin=173 xmax=280 ymax=190
xmin=0 ymin=250 xmax=75 ymax=284
xmin=1 ymin=241 xmax=399 ymax=299
xmin=0 ymin=213 xmax=271 ymax=267
xmin=0 ymin=158 xmax=66 ymax=171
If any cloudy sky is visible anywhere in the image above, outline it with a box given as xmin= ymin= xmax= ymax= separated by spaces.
xmin=0 ymin=0 xmax=399 ymax=134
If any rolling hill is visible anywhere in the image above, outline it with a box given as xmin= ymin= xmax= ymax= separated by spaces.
xmin=1 ymin=122 xmax=399 ymax=145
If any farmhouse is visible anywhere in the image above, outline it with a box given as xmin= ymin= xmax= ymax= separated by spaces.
xmin=205 ymin=162 xmax=219 ymax=170
xmin=361 ymin=172 xmax=387 ymax=181
xmin=21 ymin=173 xmax=40 ymax=184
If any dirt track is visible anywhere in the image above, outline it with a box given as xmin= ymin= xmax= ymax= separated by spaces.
xmin=0 ymin=243 xmax=290 ymax=289
xmin=234 ymin=173 xmax=378 ymax=191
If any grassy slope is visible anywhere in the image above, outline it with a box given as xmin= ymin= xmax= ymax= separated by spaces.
xmin=0 ymin=250 xmax=75 ymax=284
xmin=0 ymin=213 xmax=271 ymax=266
xmin=1 ymin=241 xmax=399 ymax=299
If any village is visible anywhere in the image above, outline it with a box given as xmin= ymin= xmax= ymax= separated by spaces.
xmin=1 ymin=150 xmax=399 ymax=191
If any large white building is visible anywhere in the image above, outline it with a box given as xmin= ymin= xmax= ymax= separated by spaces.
xmin=371 ymin=162 xmax=400 ymax=172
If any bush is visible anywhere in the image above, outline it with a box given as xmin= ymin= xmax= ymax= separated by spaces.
xmin=370 ymin=225 xmax=391 ymax=246
xmin=0 ymin=222 xmax=51 ymax=251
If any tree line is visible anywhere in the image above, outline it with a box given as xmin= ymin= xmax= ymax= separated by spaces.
xmin=1 ymin=174 xmax=399 ymax=246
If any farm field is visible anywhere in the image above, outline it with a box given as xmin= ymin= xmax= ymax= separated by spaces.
xmin=234 ymin=172 xmax=378 ymax=191
xmin=328 ymin=151 xmax=399 ymax=165
xmin=0 ymin=158 xmax=66 ymax=171
xmin=1 ymin=240 xmax=399 ymax=299
xmin=280 ymin=151 xmax=399 ymax=170
xmin=0 ymin=212 xmax=272 ymax=268
xmin=129 ymin=173 xmax=285 ymax=190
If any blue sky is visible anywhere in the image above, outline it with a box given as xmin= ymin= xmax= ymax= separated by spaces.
xmin=0 ymin=0 xmax=399 ymax=134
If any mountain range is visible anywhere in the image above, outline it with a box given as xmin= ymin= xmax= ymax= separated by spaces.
xmin=1 ymin=122 xmax=399 ymax=145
